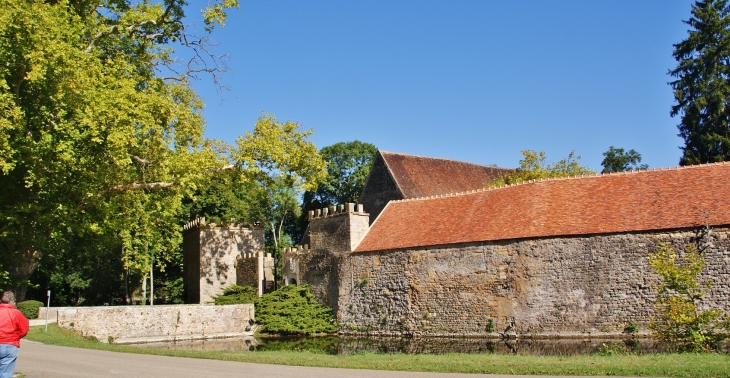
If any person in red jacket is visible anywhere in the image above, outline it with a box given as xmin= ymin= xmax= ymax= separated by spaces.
xmin=0 ymin=292 xmax=29 ymax=378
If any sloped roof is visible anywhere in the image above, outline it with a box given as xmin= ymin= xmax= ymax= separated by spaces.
xmin=380 ymin=151 xmax=512 ymax=198
xmin=355 ymin=163 xmax=730 ymax=252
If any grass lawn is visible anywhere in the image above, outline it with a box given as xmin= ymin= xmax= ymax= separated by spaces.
xmin=26 ymin=324 xmax=730 ymax=377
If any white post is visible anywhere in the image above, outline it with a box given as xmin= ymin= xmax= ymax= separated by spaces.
xmin=257 ymin=252 xmax=264 ymax=297
xmin=150 ymin=257 xmax=154 ymax=306
xmin=45 ymin=290 xmax=50 ymax=332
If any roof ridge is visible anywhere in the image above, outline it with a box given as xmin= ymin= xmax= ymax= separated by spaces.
xmin=379 ymin=150 xmax=513 ymax=170
xmin=389 ymin=163 xmax=730 ymax=203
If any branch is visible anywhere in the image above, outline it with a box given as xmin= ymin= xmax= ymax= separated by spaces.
xmin=10 ymin=63 xmax=26 ymax=101
xmin=130 ymin=155 xmax=152 ymax=165
xmin=203 ymin=164 xmax=235 ymax=174
xmin=110 ymin=182 xmax=176 ymax=190
xmin=85 ymin=25 xmax=119 ymax=53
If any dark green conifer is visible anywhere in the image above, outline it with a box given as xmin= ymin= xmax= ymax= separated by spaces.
xmin=671 ymin=0 xmax=730 ymax=165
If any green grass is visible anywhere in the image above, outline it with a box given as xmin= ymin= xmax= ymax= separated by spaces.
xmin=26 ymin=325 xmax=730 ymax=377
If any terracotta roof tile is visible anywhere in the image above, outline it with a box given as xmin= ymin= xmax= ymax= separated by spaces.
xmin=355 ymin=163 xmax=730 ymax=252
xmin=380 ymin=151 xmax=511 ymax=198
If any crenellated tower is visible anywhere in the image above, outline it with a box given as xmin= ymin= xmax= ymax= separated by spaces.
xmin=282 ymin=203 xmax=369 ymax=313
xmin=182 ymin=217 xmax=266 ymax=304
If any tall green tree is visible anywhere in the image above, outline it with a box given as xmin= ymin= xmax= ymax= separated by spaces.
xmin=302 ymin=141 xmax=378 ymax=207
xmin=600 ymin=146 xmax=648 ymax=173
xmin=489 ymin=150 xmax=595 ymax=187
xmin=670 ymin=0 xmax=730 ymax=165
xmin=0 ymin=1 xmax=327 ymax=301
xmin=298 ymin=141 xmax=377 ymax=241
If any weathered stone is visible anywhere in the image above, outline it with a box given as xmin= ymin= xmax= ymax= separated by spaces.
xmin=182 ymin=218 xmax=265 ymax=303
xmin=56 ymin=304 xmax=254 ymax=344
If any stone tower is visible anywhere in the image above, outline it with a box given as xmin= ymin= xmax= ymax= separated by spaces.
xmin=182 ymin=217 xmax=268 ymax=304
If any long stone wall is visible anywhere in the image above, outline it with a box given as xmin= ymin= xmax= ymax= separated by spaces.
xmin=336 ymin=228 xmax=730 ymax=337
xmin=56 ymin=304 xmax=254 ymax=344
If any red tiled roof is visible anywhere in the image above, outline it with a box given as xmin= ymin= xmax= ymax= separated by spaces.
xmin=355 ymin=163 xmax=730 ymax=252
xmin=380 ymin=151 xmax=512 ymax=198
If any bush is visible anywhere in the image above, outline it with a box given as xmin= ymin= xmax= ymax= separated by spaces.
xmin=213 ymin=284 xmax=337 ymax=335
xmin=212 ymin=285 xmax=257 ymax=305
xmin=648 ymin=242 xmax=730 ymax=352
xmin=17 ymin=300 xmax=44 ymax=319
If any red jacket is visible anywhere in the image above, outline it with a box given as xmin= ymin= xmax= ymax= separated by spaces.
xmin=0 ymin=304 xmax=29 ymax=347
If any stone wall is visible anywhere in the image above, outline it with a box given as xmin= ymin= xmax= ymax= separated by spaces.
xmin=336 ymin=228 xmax=730 ymax=337
xmin=236 ymin=252 xmax=275 ymax=295
xmin=283 ymin=204 xmax=369 ymax=311
xmin=182 ymin=218 xmax=265 ymax=303
xmin=56 ymin=304 xmax=254 ymax=344
xmin=360 ymin=153 xmax=403 ymax=224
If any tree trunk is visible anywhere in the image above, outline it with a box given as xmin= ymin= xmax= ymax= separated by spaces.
xmin=4 ymin=248 xmax=42 ymax=302
xmin=142 ymin=274 xmax=147 ymax=305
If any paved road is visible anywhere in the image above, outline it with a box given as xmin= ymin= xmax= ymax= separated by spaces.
xmin=16 ymin=340 xmax=640 ymax=378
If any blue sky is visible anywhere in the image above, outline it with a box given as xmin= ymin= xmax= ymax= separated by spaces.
xmin=192 ymin=1 xmax=694 ymax=171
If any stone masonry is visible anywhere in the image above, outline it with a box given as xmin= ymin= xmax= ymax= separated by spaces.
xmin=236 ymin=251 xmax=275 ymax=295
xmin=182 ymin=217 xmax=265 ymax=303
xmin=285 ymin=205 xmax=730 ymax=337
xmin=283 ymin=203 xmax=369 ymax=313
xmin=56 ymin=304 xmax=254 ymax=344
xmin=338 ymin=229 xmax=730 ymax=337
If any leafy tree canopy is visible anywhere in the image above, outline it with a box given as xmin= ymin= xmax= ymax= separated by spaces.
xmin=489 ymin=150 xmax=595 ymax=187
xmin=600 ymin=146 xmax=648 ymax=173
xmin=670 ymin=0 xmax=730 ymax=165
xmin=302 ymin=140 xmax=377 ymax=208
xmin=0 ymin=0 xmax=326 ymax=300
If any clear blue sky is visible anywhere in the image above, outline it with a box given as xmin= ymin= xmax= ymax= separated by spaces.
xmin=191 ymin=1 xmax=694 ymax=171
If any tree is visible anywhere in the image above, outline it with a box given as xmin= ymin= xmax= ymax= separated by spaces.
xmin=648 ymin=234 xmax=730 ymax=352
xmin=0 ymin=1 xmax=327 ymax=301
xmin=298 ymin=141 xmax=377 ymax=241
xmin=489 ymin=150 xmax=595 ymax=187
xmin=600 ymin=146 xmax=648 ymax=173
xmin=0 ymin=0 xmax=240 ymax=299
xmin=303 ymin=141 xmax=377 ymax=208
xmin=670 ymin=0 xmax=730 ymax=165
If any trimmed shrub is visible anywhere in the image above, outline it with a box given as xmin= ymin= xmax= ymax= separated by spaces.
xmin=212 ymin=285 xmax=257 ymax=305
xmin=213 ymin=284 xmax=337 ymax=335
xmin=17 ymin=300 xmax=44 ymax=319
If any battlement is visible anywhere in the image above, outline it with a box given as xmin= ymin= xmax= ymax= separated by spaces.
xmin=183 ymin=217 xmax=262 ymax=232
xmin=239 ymin=252 xmax=273 ymax=259
xmin=283 ymin=245 xmax=310 ymax=254
xmin=308 ymin=203 xmax=366 ymax=220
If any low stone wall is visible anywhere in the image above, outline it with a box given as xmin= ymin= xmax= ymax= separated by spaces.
xmin=37 ymin=307 xmax=74 ymax=322
xmin=56 ymin=304 xmax=254 ymax=344
xmin=336 ymin=228 xmax=730 ymax=337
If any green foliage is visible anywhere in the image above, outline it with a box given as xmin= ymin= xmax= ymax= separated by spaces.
xmin=670 ymin=0 xmax=730 ymax=165
xmin=489 ymin=150 xmax=595 ymax=187
xmin=485 ymin=319 xmax=495 ymax=333
xmin=0 ymin=0 xmax=323 ymax=302
xmin=303 ymin=141 xmax=377 ymax=208
xmin=299 ymin=141 xmax=377 ymax=241
xmin=212 ymin=285 xmax=257 ymax=305
xmin=623 ymin=321 xmax=639 ymax=335
xmin=601 ymin=146 xmax=648 ymax=173
xmin=214 ymin=285 xmax=337 ymax=335
xmin=0 ymin=0 xmax=238 ymax=298
xmin=255 ymin=285 xmax=338 ymax=335
xmin=648 ymin=242 xmax=730 ymax=352
xmin=16 ymin=300 xmax=43 ymax=319
xmin=596 ymin=342 xmax=630 ymax=356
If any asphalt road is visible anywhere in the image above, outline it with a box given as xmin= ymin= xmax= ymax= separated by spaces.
xmin=16 ymin=340 xmax=639 ymax=378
